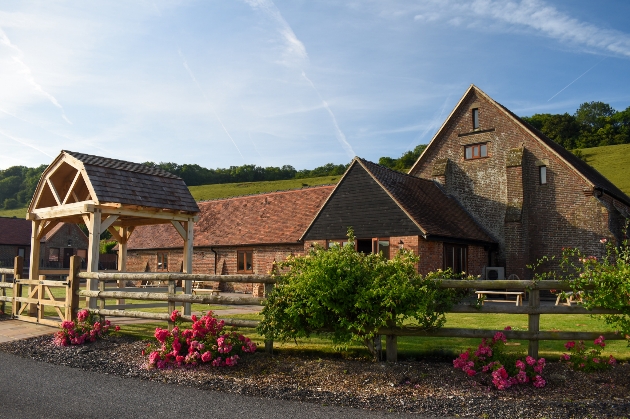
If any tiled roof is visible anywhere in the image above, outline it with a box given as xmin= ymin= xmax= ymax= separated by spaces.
xmin=358 ymin=159 xmax=496 ymax=244
xmin=496 ymin=105 xmax=630 ymax=207
xmin=0 ymin=217 xmax=31 ymax=246
xmin=127 ymin=185 xmax=335 ymax=249
xmin=64 ymin=151 xmax=200 ymax=213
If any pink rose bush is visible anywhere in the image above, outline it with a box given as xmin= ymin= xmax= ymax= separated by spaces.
xmin=560 ymin=336 xmax=616 ymax=372
xmin=147 ymin=310 xmax=257 ymax=369
xmin=453 ymin=327 xmax=546 ymax=390
xmin=53 ymin=309 xmax=119 ymax=346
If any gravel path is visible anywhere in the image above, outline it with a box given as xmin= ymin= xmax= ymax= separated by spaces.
xmin=0 ymin=334 xmax=629 ymax=418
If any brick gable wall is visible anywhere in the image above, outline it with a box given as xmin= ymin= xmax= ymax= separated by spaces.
xmin=411 ymin=89 xmax=627 ymax=278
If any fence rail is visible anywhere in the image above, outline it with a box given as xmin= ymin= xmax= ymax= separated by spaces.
xmin=2 ymin=256 xmax=627 ymax=362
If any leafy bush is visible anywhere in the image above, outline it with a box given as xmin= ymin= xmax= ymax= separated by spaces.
xmin=53 ymin=309 xmax=119 ymax=346
xmin=561 ymin=336 xmax=617 ymax=372
xmin=258 ymin=229 xmax=460 ymax=357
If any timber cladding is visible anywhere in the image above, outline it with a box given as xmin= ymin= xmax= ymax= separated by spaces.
xmin=409 ymin=85 xmax=630 ymax=279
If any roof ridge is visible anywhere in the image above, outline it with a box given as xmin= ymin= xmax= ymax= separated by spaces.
xmin=357 ymin=157 xmax=436 ymax=184
xmin=63 ymin=150 xmax=181 ymax=180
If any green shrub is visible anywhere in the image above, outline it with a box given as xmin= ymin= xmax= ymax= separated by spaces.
xmin=3 ymin=198 xmax=18 ymax=210
xmin=258 ymin=229 xmax=460 ymax=356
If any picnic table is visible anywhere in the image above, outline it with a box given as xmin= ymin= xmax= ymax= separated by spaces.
xmin=475 ymin=290 xmax=525 ymax=306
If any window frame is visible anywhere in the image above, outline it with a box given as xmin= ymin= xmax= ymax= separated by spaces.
xmin=372 ymin=238 xmax=391 ymax=259
xmin=157 ymin=252 xmax=168 ymax=270
xmin=443 ymin=243 xmax=468 ymax=274
xmin=539 ymin=165 xmax=547 ymax=185
xmin=472 ymin=108 xmax=479 ymax=130
xmin=464 ymin=143 xmax=488 ymax=160
xmin=237 ymin=249 xmax=254 ymax=273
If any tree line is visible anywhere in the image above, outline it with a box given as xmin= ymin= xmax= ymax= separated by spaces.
xmin=2 ymin=99 xmax=628 ymax=210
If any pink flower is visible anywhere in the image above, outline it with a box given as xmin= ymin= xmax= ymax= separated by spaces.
xmin=154 ymin=328 xmax=170 ymax=343
xmin=608 ymin=356 xmax=617 ymax=365
xmin=77 ymin=309 xmax=89 ymax=322
xmin=526 ymin=356 xmax=536 ymax=366
xmin=600 ymin=238 xmax=607 ymax=244
xmin=533 ymin=375 xmax=546 ymax=388
xmin=492 ymin=332 xmax=507 ymax=344
xmin=515 ymin=360 xmax=526 ymax=370
xmin=516 ymin=370 xmax=529 ymax=383
xmin=594 ymin=336 xmax=605 ymax=348
xmin=504 ymin=326 xmax=512 ymax=331
xmin=114 ymin=325 xmax=120 ymax=332
xmin=465 ymin=368 xmax=476 ymax=377
xmin=170 ymin=310 xmax=180 ymax=322
xmin=561 ymin=354 xmax=570 ymax=361
xmin=592 ymin=358 xmax=600 ymax=364
xmin=564 ymin=341 xmax=575 ymax=350
xmin=191 ymin=314 xmax=197 ymax=322
xmin=201 ymin=351 xmax=212 ymax=363
xmin=149 ymin=351 xmax=161 ymax=366
xmin=61 ymin=320 xmax=75 ymax=330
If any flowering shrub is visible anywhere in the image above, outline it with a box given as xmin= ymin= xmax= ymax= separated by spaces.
xmin=53 ymin=309 xmax=119 ymax=346
xmin=531 ymin=230 xmax=630 ymax=342
xmin=560 ymin=336 xmax=617 ymax=372
xmin=453 ymin=327 xmax=546 ymax=390
xmin=146 ymin=310 xmax=257 ymax=369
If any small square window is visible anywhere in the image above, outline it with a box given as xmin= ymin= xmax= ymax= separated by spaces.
xmin=464 ymin=143 xmax=488 ymax=160
xmin=472 ymin=108 xmax=479 ymax=130
xmin=539 ymin=166 xmax=547 ymax=184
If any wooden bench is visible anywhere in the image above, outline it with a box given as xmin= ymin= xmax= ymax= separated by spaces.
xmin=555 ymin=291 xmax=581 ymax=306
xmin=475 ymin=291 xmax=525 ymax=306
xmin=192 ymin=288 xmax=220 ymax=296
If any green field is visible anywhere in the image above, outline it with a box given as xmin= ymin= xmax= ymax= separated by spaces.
xmin=188 ymin=175 xmax=340 ymax=201
xmin=581 ymin=143 xmax=630 ymax=196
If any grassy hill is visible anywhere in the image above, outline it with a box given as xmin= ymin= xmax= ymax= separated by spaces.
xmin=0 ymin=144 xmax=627 ymax=220
xmin=580 ymin=143 xmax=630 ymax=196
xmin=188 ymin=175 xmax=340 ymax=201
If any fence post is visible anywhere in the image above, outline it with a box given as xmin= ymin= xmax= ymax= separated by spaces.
xmin=386 ymin=320 xmax=397 ymax=363
xmin=168 ymin=280 xmax=175 ymax=331
xmin=98 ymin=279 xmax=105 ymax=323
xmin=264 ymin=282 xmax=273 ymax=354
xmin=11 ymin=256 xmax=23 ymax=317
xmin=528 ymin=288 xmax=540 ymax=358
xmin=67 ymin=256 xmax=81 ymax=321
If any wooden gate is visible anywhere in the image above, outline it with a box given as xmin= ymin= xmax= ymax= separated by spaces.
xmin=12 ymin=275 xmax=73 ymax=327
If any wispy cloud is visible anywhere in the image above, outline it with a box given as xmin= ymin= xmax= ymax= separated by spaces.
xmin=178 ymin=49 xmax=245 ymax=160
xmin=244 ymin=0 xmax=356 ymax=159
xmin=407 ymin=0 xmax=630 ymax=58
xmin=0 ymin=129 xmax=53 ymax=158
xmin=547 ymin=57 xmax=607 ymax=101
xmin=0 ymin=26 xmax=72 ymax=124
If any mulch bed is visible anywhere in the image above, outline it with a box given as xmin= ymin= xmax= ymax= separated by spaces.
xmin=1 ymin=334 xmax=629 ymax=418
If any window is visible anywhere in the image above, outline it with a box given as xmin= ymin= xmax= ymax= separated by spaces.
xmin=327 ymin=240 xmax=350 ymax=249
xmin=372 ymin=238 xmax=390 ymax=259
xmin=444 ymin=244 xmax=467 ymax=274
xmin=17 ymin=248 xmax=25 ymax=258
xmin=237 ymin=250 xmax=253 ymax=273
xmin=539 ymin=166 xmax=547 ymax=185
xmin=157 ymin=253 xmax=168 ymax=270
xmin=464 ymin=143 xmax=488 ymax=160
xmin=48 ymin=248 xmax=60 ymax=262
xmin=472 ymin=108 xmax=479 ymax=130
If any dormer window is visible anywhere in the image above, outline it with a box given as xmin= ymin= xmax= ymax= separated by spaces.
xmin=472 ymin=108 xmax=479 ymax=130
xmin=465 ymin=143 xmax=488 ymax=160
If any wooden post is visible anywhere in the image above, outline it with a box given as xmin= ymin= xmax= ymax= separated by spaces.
xmin=86 ymin=210 xmax=101 ymax=309
xmin=168 ymin=280 xmax=175 ymax=331
xmin=183 ymin=218 xmax=194 ymax=316
xmin=386 ymin=319 xmax=397 ymax=363
xmin=37 ymin=275 xmax=45 ymax=323
xmin=264 ymin=282 xmax=274 ymax=354
xmin=117 ymin=226 xmax=127 ymax=305
xmin=7 ymin=256 xmax=23 ymax=315
xmin=98 ymin=278 xmax=105 ymax=323
xmin=0 ymin=272 xmax=4 ymax=315
xmin=528 ymin=288 xmax=540 ymax=358
xmin=66 ymin=256 xmax=81 ymax=321
xmin=28 ymin=220 xmax=41 ymax=316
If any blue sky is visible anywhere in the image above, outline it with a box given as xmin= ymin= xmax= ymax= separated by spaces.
xmin=1 ymin=0 xmax=630 ymax=170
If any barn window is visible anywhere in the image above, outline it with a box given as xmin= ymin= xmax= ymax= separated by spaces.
xmin=539 ymin=166 xmax=547 ymax=185
xmin=472 ymin=108 xmax=479 ymax=130
xmin=444 ymin=244 xmax=467 ymax=274
xmin=464 ymin=143 xmax=488 ymax=160
xmin=237 ymin=250 xmax=253 ymax=273
xmin=157 ymin=253 xmax=168 ymax=270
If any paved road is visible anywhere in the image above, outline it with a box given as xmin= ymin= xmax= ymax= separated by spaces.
xmin=0 ymin=352 xmax=445 ymax=419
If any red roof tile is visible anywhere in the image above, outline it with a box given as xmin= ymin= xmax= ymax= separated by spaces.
xmin=0 ymin=217 xmax=31 ymax=246
xmin=127 ymin=186 xmax=335 ymax=249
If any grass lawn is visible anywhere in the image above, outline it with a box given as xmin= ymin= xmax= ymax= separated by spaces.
xmin=188 ymin=175 xmax=340 ymax=201
xmin=581 ymin=143 xmax=630 ymax=196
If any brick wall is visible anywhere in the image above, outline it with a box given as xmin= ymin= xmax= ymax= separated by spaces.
xmin=127 ymin=244 xmax=305 ymax=294
xmin=410 ymin=89 xmax=627 ymax=278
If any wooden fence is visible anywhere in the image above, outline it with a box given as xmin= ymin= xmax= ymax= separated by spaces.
xmin=2 ymin=256 xmax=626 ymax=361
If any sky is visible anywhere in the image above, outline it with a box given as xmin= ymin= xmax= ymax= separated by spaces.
xmin=1 ymin=0 xmax=630 ymax=171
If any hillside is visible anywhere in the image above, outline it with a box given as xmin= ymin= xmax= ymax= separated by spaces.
xmin=0 ymin=144 xmax=627 ymax=220
xmin=580 ymin=143 xmax=630 ymax=196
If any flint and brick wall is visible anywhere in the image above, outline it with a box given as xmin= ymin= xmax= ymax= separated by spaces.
xmin=410 ymin=90 xmax=627 ymax=278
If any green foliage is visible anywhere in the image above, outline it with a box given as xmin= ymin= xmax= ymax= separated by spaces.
xmin=99 ymin=240 xmax=117 ymax=254
xmin=378 ymin=144 xmax=427 ymax=172
xmin=258 ymin=229 xmax=459 ymax=356
xmin=580 ymin=143 xmax=630 ymax=196
xmin=3 ymin=198 xmax=18 ymax=210
xmin=521 ymin=101 xmax=630 ymax=150
xmin=532 ymin=228 xmax=630 ymax=343
xmin=0 ymin=164 xmax=46 ymax=207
